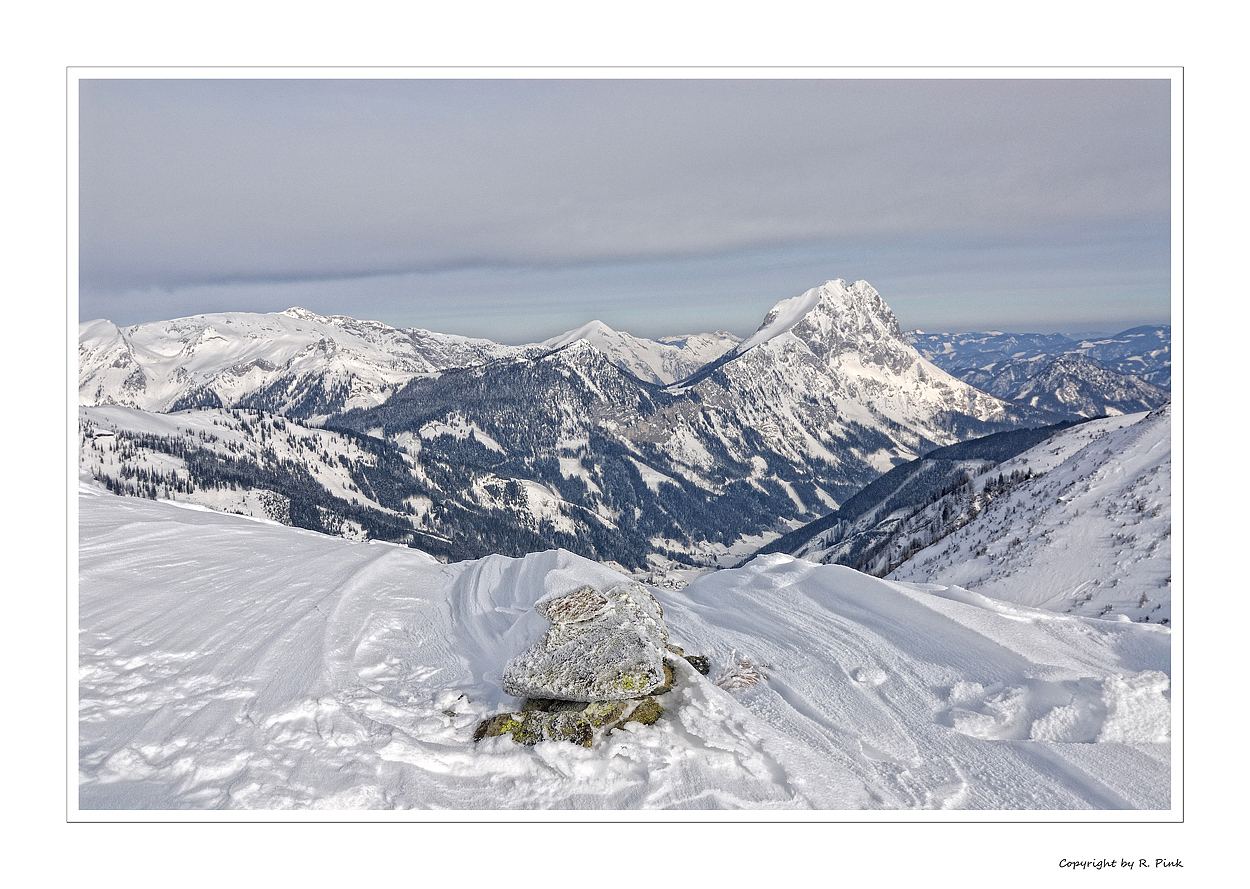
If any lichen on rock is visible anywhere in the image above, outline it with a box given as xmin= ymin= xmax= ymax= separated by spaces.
xmin=472 ymin=713 xmax=522 ymax=742
xmin=626 ymin=698 xmax=663 ymax=726
xmin=513 ymin=711 xmax=594 ymax=747
xmin=502 ymin=583 xmax=671 ymax=702
xmin=473 ymin=694 xmax=668 ymax=747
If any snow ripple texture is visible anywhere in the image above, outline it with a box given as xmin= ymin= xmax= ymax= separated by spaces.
xmin=78 ymin=487 xmax=1171 ymax=810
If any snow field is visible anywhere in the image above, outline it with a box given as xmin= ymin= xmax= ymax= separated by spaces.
xmin=79 ymin=489 xmax=1170 ymax=811
xmin=541 ymin=320 xmax=740 ymax=386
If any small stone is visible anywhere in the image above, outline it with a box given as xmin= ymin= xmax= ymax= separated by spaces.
xmin=651 ymin=662 xmax=675 ymax=695
xmin=684 ymin=654 xmax=711 ymax=675
xmin=473 ymin=713 xmax=522 ymax=742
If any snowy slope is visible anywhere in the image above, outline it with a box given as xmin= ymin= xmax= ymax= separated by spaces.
xmin=79 ymin=404 xmax=426 ymax=539
xmin=79 ymin=486 xmax=1171 ymax=810
xmin=542 ymin=320 xmax=739 ymax=385
xmin=78 ymin=308 xmax=520 ymax=419
xmin=888 ymin=406 xmax=1171 ymax=623
xmin=764 ymin=424 xmax=1070 ymax=577
xmin=733 ymin=284 xmax=828 ymax=353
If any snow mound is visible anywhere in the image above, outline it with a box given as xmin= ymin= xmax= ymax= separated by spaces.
xmin=79 ymin=490 xmax=1171 ymax=811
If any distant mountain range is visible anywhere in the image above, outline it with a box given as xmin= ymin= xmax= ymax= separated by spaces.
xmin=953 ymin=353 xmax=1170 ymax=418
xmin=78 ymin=308 xmax=523 ymax=420
xmin=78 ymin=279 xmax=1169 ymax=570
xmin=909 ymin=325 xmax=1172 ymax=390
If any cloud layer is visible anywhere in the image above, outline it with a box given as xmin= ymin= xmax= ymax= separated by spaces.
xmin=78 ymin=77 xmax=1171 ymax=338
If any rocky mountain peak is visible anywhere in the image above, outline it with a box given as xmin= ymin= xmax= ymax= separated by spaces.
xmin=735 ymin=279 xmax=907 ymax=362
xmin=761 ymin=279 xmax=913 ymax=375
xmin=799 ymin=278 xmax=904 ymax=337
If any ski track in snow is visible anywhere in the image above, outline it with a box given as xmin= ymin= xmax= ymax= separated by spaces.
xmin=78 ymin=488 xmax=1171 ymax=811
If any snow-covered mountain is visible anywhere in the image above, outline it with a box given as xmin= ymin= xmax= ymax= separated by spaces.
xmin=751 ymin=420 xmax=1080 ymax=575
xmin=78 ymin=307 xmax=523 ymax=420
xmin=541 ymin=320 xmax=739 ymax=386
xmin=79 ymin=485 xmax=1171 ymax=810
xmin=959 ymin=353 xmax=1170 ymax=418
xmin=761 ymin=404 xmax=1171 ymax=624
xmin=1074 ymin=326 xmax=1172 ymax=388
xmin=78 ymin=307 xmax=738 ymax=417
xmin=77 ymin=280 xmax=1066 ymax=568
xmin=321 ymin=280 xmax=1051 ymax=565
xmin=680 ymin=280 xmax=1036 ymax=468
xmin=909 ymin=330 xmax=1077 ymax=370
xmin=910 ymin=325 xmax=1172 ymax=390
xmin=888 ymin=405 xmax=1172 ymax=623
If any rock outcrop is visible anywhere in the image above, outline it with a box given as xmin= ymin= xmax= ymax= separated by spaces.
xmin=475 ymin=583 xmax=709 ymax=747
xmin=501 ymin=584 xmax=671 ymax=702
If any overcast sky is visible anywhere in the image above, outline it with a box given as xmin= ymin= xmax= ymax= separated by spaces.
xmin=78 ymin=77 xmax=1172 ymax=343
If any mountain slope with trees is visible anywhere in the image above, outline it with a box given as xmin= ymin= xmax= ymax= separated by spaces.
xmin=80 ymin=280 xmax=1067 ymax=568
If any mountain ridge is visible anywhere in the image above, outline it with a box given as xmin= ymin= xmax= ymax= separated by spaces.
xmin=79 ymin=279 xmax=1092 ymax=568
xmin=910 ymin=325 xmax=1172 ymax=389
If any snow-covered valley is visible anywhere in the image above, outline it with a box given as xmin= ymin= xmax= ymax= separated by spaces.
xmin=78 ymin=482 xmax=1171 ymax=811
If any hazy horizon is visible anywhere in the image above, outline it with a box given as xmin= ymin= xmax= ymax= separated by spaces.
xmin=79 ymin=77 xmax=1173 ymax=343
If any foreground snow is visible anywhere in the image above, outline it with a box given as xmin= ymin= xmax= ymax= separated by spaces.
xmin=78 ymin=486 xmax=1171 ymax=811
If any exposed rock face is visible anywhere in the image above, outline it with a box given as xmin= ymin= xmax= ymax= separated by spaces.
xmin=502 ymin=584 xmax=671 ymax=702
xmin=473 ymin=584 xmax=715 ymax=747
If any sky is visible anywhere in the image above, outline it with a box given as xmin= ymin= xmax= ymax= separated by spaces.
xmin=77 ymin=77 xmax=1173 ymax=344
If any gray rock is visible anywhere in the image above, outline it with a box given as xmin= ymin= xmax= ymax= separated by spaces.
xmin=502 ymin=583 xmax=670 ymax=702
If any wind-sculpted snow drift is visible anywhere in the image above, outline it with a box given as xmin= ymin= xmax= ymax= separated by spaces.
xmin=79 ymin=486 xmax=1171 ymax=810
